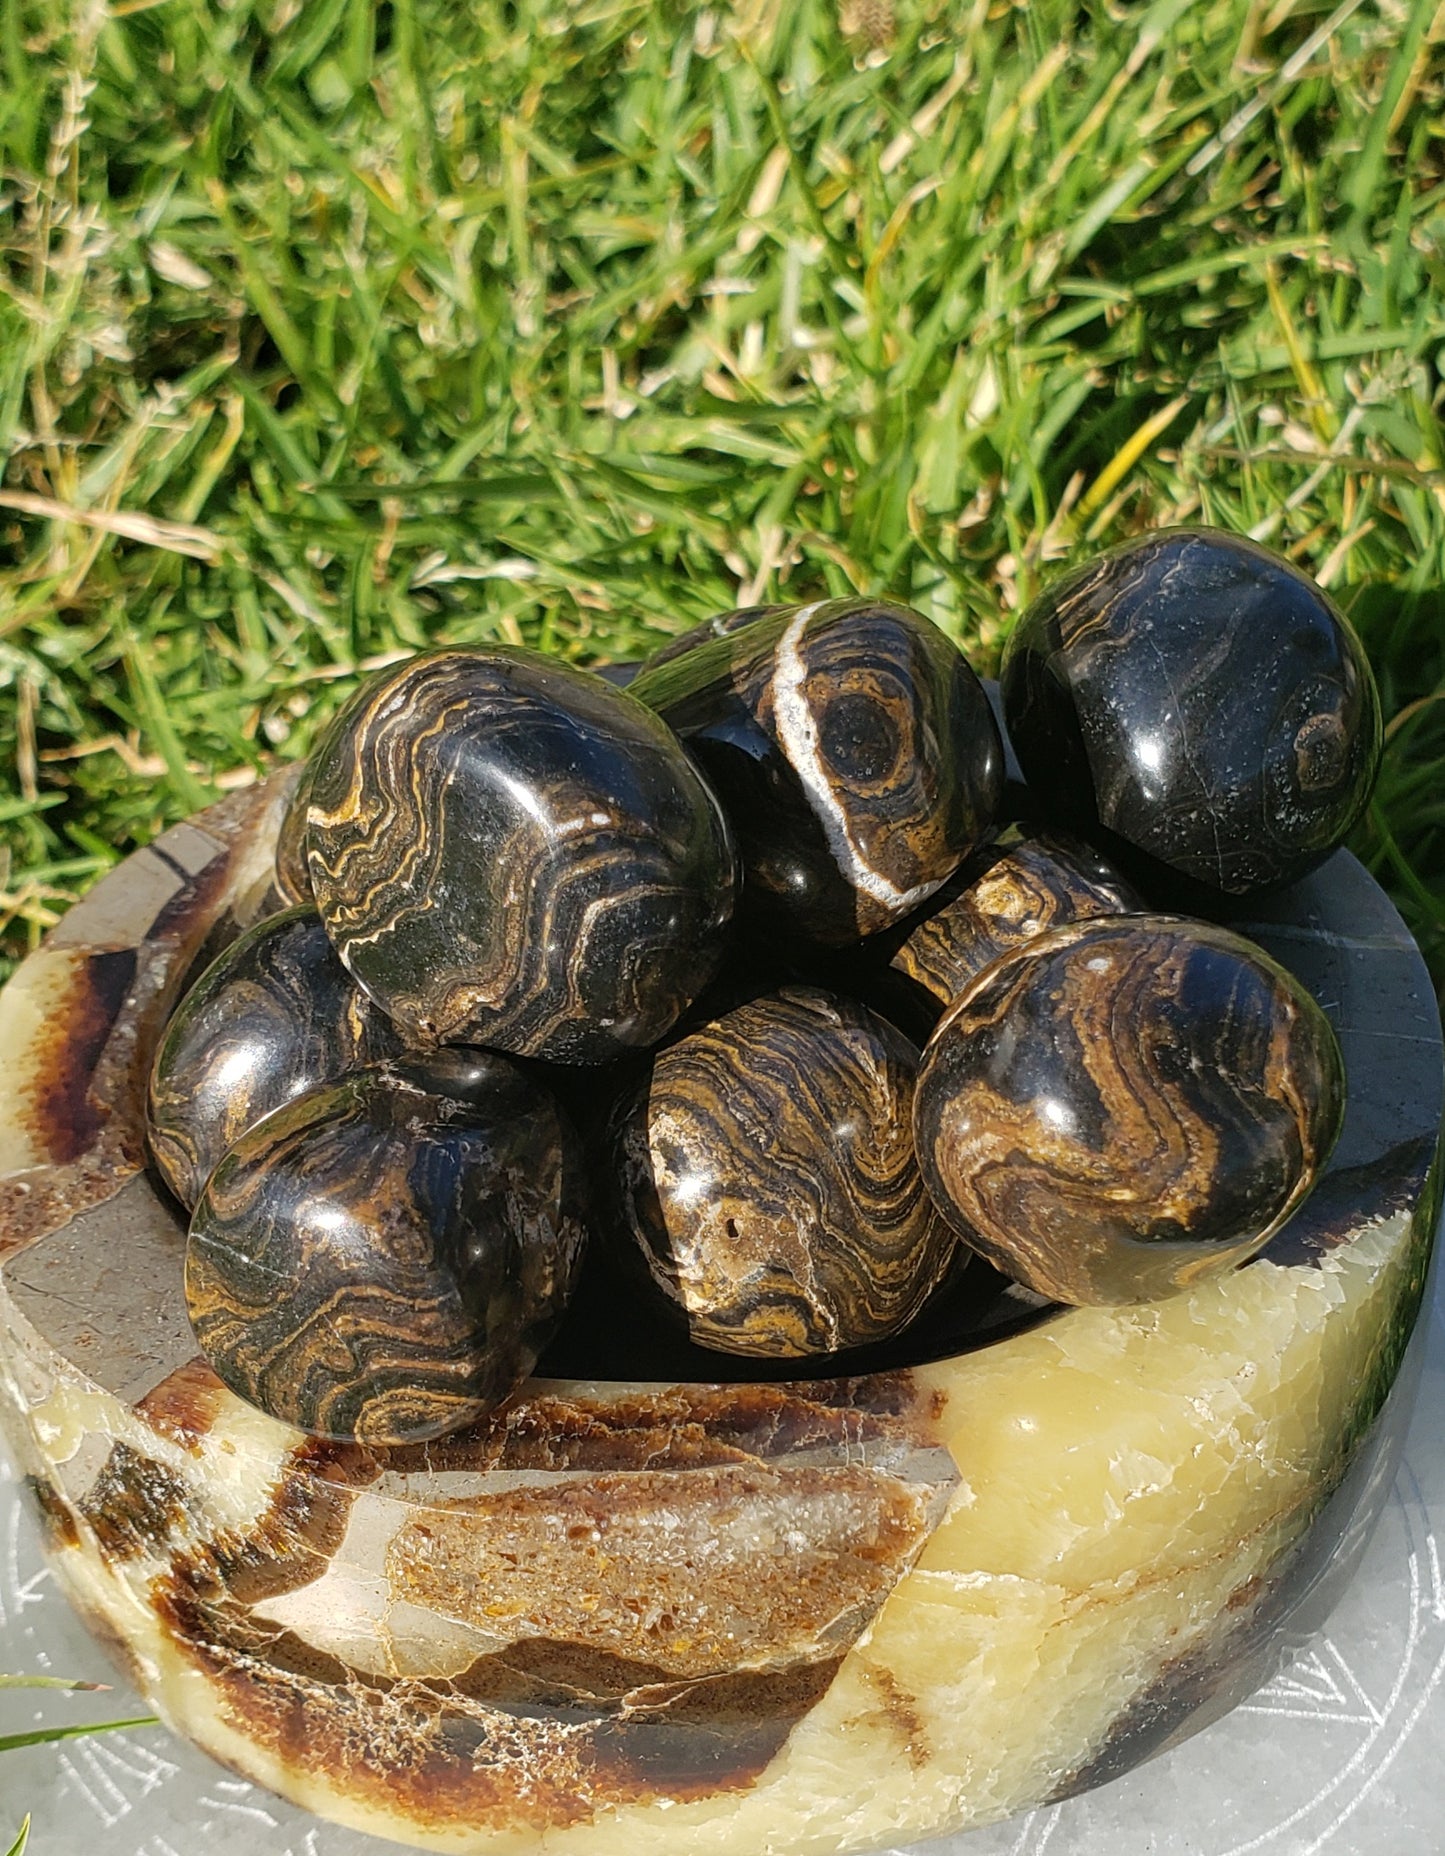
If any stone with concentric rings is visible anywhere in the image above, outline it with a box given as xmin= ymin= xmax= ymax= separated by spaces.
xmin=629 ymin=598 xmax=1003 ymax=945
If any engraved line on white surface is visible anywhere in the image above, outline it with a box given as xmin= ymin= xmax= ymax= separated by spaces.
xmin=89 ymin=1733 xmax=178 ymax=1795
xmin=1234 ymin=1705 xmax=1377 ymax=1725
xmin=1427 ymin=1530 xmax=1445 ymax=1624
xmin=135 ymin=1837 xmax=184 ymax=1856
xmin=1216 ymin=1538 xmax=1428 ymax=1856
xmin=1323 ymin=1639 xmax=1384 ymax=1725
xmin=279 ymin=1834 xmax=322 ymax=1856
xmin=1295 ymin=1637 xmax=1445 ymax=1856
xmin=75 ymin=1740 xmax=136 ymax=1815
xmin=1029 ymin=1805 xmax=1063 ymax=1855
xmin=59 ymin=1748 xmax=128 ymax=1828
xmin=1246 ymin=1645 xmax=1352 ymax=1712
xmin=1007 ymin=1809 xmax=1042 ymax=1856
xmin=198 ymin=1789 xmax=280 ymax=1827
xmin=3 ymin=1501 xmax=48 ymax=1617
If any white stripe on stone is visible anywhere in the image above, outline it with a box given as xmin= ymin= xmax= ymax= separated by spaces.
xmin=771 ymin=604 xmax=938 ymax=914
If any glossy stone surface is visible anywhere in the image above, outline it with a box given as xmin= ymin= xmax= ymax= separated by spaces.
xmin=307 ymin=646 xmax=736 ymax=1062
xmin=146 ymin=906 xmax=398 ymax=1210
xmin=883 ymin=822 xmax=1143 ymax=1027
xmin=1000 ymin=527 xmax=1382 ymax=894
xmin=637 ymin=602 xmax=788 ymax=674
xmin=914 ymin=914 xmax=1345 ymax=1305
xmin=613 ymin=986 xmax=956 ymax=1356
xmin=629 ymin=597 xmax=1003 ymax=945
xmin=185 ymin=1060 xmax=586 ymax=1445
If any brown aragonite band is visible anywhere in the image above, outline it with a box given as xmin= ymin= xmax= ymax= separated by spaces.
xmin=881 ymin=823 xmax=1143 ymax=1031
xmin=613 ymin=987 xmax=955 ymax=1357
xmin=914 ymin=914 xmax=1345 ymax=1306
xmin=307 ymin=646 xmax=736 ymax=1061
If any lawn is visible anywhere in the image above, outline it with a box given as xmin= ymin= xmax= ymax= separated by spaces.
xmin=1 ymin=0 xmax=1443 ymax=985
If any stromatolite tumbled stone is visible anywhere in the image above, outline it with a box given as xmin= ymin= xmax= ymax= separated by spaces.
xmin=147 ymin=906 xmax=399 ymax=1210
xmin=1000 ymin=527 xmax=1382 ymax=894
xmin=186 ymin=1060 xmax=587 ymax=1445
xmin=307 ymin=646 xmax=736 ymax=1062
xmin=882 ymin=824 xmax=1143 ymax=1031
xmin=914 ymin=915 xmax=1344 ymax=1306
xmin=628 ymin=598 xmax=1003 ymax=945
xmin=613 ymin=986 xmax=957 ymax=1356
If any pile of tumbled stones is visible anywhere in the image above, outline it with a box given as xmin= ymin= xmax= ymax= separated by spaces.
xmin=145 ymin=526 xmax=1379 ymax=1448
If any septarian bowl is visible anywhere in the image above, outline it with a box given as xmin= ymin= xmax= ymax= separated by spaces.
xmin=0 ymin=773 xmax=1440 ymax=1856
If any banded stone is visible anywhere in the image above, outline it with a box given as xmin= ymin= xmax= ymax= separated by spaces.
xmin=913 ymin=914 xmax=1345 ymax=1305
xmin=629 ymin=598 xmax=1003 ymax=946
xmin=185 ymin=1059 xmax=587 ymax=1445
xmin=306 ymin=646 xmax=736 ymax=1062
xmin=612 ymin=986 xmax=957 ymax=1357
xmin=1000 ymin=528 xmax=1382 ymax=894
xmin=146 ymin=906 xmax=398 ymax=1210
xmin=881 ymin=824 xmax=1143 ymax=1032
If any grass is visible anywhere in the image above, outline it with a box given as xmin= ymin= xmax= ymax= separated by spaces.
xmin=0 ymin=0 xmax=1443 ymax=984
xmin=0 ymin=1671 xmax=156 ymax=1830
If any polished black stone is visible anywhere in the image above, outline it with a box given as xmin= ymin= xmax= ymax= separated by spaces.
xmin=186 ymin=1061 xmax=588 ymax=1445
xmin=637 ymin=604 xmax=789 ymax=675
xmin=609 ymin=987 xmax=956 ymax=1357
xmin=914 ymin=914 xmax=1345 ymax=1306
xmin=306 ymin=646 xmax=736 ymax=1063
xmin=147 ymin=906 xmax=400 ymax=1211
xmin=1000 ymin=528 xmax=1382 ymax=894
xmin=629 ymin=598 xmax=1003 ymax=946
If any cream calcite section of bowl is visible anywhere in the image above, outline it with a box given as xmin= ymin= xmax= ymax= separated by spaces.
xmin=0 ymin=773 xmax=1437 ymax=1856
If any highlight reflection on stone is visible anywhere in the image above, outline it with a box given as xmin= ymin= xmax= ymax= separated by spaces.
xmin=884 ymin=824 xmax=1143 ymax=1025
xmin=147 ymin=906 xmax=398 ymax=1210
xmin=629 ymin=598 xmax=1003 ymax=945
xmin=637 ymin=603 xmax=788 ymax=674
xmin=614 ymin=987 xmax=956 ymax=1356
xmin=307 ymin=646 xmax=736 ymax=1062
xmin=914 ymin=915 xmax=1345 ymax=1305
xmin=186 ymin=1061 xmax=587 ymax=1444
xmin=1000 ymin=527 xmax=1382 ymax=894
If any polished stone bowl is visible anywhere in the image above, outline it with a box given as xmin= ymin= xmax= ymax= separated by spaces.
xmin=0 ymin=768 xmax=1439 ymax=1856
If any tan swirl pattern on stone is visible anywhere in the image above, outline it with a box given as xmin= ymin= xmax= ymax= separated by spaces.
xmin=887 ymin=823 xmax=1143 ymax=1020
xmin=615 ymin=987 xmax=956 ymax=1356
xmin=185 ymin=1062 xmax=586 ymax=1444
xmin=146 ymin=906 xmax=397 ymax=1210
xmin=630 ymin=598 xmax=1002 ymax=945
xmin=913 ymin=915 xmax=1345 ymax=1306
xmin=306 ymin=647 xmax=736 ymax=1061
